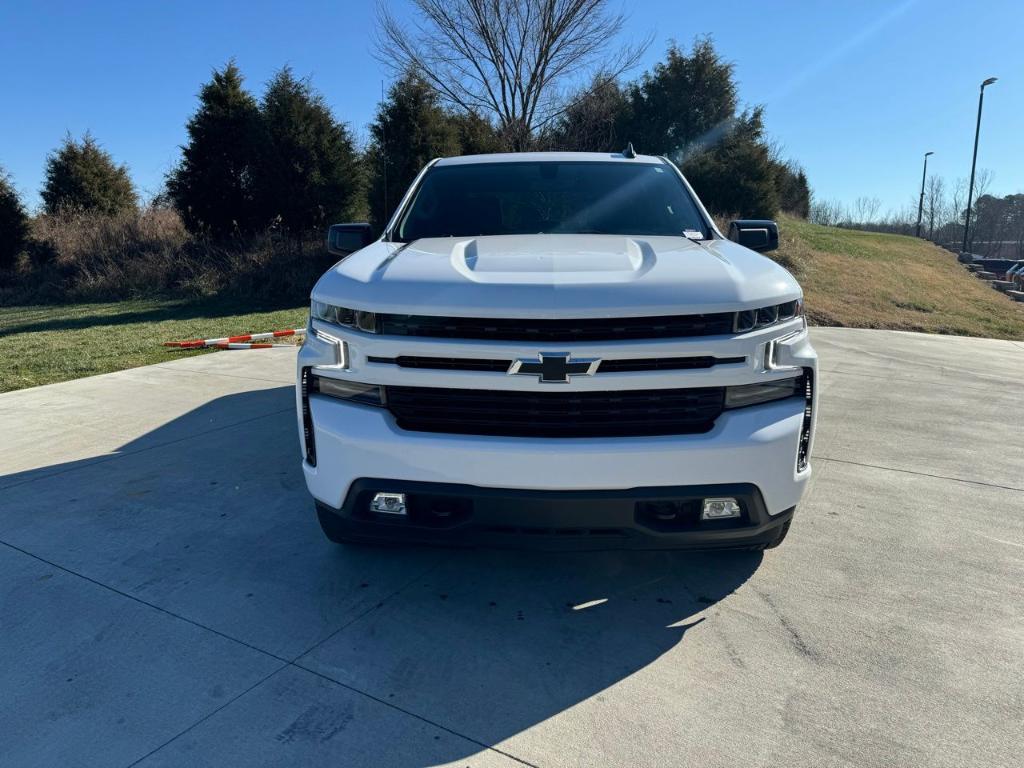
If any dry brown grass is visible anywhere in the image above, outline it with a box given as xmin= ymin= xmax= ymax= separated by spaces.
xmin=5 ymin=207 xmax=330 ymax=305
xmin=770 ymin=215 xmax=1024 ymax=340
xmin=28 ymin=206 xmax=190 ymax=298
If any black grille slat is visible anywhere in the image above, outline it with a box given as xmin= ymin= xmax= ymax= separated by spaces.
xmin=378 ymin=313 xmax=735 ymax=341
xmin=598 ymin=355 xmax=744 ymax=372
xmin=385 ymin=386 xmax=725 ymax=437
xmin=368 ymin=355 xmax=745 ymax=374
xmin=391 ymin=356 xmax=509 ymax=372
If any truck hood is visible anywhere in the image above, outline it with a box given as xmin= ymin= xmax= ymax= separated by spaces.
xmin=312 ymin=234 xmax=801 ymax=317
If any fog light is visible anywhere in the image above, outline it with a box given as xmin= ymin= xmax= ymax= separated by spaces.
xmin=370 ymin=492 xmax=406 ymax=515
xmin=702 ymin=498 xmax=741 ymax=520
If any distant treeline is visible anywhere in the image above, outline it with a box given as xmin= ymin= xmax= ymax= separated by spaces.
xmin=811 ymin=171 xmax=1023 ymax=259
xmin=0 ymin=39 xmax=810 ymax=303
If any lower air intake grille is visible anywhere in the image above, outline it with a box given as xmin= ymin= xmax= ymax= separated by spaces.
xmin=385 ymin=386 xmax=725 ymax=438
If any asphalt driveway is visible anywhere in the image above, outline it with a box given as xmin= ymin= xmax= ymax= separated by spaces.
xmin=1 ymin=328 xmax=1021 ymax=767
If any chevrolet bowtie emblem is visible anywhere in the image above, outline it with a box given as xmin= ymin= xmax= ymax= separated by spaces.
xmin=508 ymin=353 xmax=601 ymax=383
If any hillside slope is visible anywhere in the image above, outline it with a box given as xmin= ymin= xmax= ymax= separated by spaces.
xmin=771 ymin=215 xmax=1024 ymax=340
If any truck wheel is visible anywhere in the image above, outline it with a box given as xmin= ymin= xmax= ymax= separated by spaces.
xmin=753 ymin=520 xmax=791 ymax=551
xmin=316 ymin=505 xmax=357 ymax=544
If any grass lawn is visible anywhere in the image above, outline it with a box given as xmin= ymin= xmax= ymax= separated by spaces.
xmin=773 ymin=215 xmax=1024 ymax=340
xmin=0 ymin=299 xmax=308 ymax=393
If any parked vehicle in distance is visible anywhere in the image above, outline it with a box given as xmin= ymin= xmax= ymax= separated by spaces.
xmin=965 ymin=258 xmax=1021 ymax=279
xmin=297 ymin=150 xmax=818 ymax=550
xmin=1006 ymin=261 xmax=1024 ymax=288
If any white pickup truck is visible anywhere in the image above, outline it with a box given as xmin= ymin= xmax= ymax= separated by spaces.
xmin=297 ymin=150 xmax=817 ymax=550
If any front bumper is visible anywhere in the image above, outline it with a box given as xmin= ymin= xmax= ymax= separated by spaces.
xmin=297 ymin=318 xmax=818 ymax=547
xmin=302 ymin=392 xmax=811 ymax=512
xmin=317 ymin=479 xmax=794 ymax=550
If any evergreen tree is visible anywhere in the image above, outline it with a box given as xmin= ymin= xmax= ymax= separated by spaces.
xmin=41 ymin=133 xmax=136 ymax=215
xmin=167 ymin=61 xmax=263 ymax=237
xmin=256 ymin=67 xmax=362 ymax=237
xmin=622 ymin=39 xmax=737 ymax=159
xmin=547 ymin=77 xmax=630 ymax=152
xmin=0 ymin=167 xmax=30 ymax=270
xmin=619 ymin=39 xmax=784 ymax=218
xmin=682 ymin=109 xmax=779 ymax=219
xmin=366 ymin=72 xmax=460 ymax=230
xmin=772 ymin=160 xmax=811 ymax=218
xmin=450 ymin=111 xmax=503 ymax=155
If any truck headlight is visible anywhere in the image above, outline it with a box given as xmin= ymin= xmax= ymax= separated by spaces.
xmin=734 ymin=299 xmax=802 ymax=333
xmin=311 ymin=300 xmax=378 ymax=333
xmin=724 ymin=374 xmax=804 ymax=409
xmin=309 ymin=373 xmax=384 ymax=407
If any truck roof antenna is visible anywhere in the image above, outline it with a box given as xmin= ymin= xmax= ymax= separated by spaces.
xmin=622 ymin=142 xmax=636 ymax=159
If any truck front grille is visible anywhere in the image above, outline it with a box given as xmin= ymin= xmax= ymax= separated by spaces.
xmin=378 ymin=312 xmax=736 ymax=341
xmin=385 ymin=386 xmax=725 ymax=438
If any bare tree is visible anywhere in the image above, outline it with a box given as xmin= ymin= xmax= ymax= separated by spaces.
xmin=973 ymin=167 xmax=994 ymax=201
xmin=851 ymin=196 xmax=881 ymax=224
xmin=924 ymin=175 xmax=945 ymax=241
xmin=948 ymin=176 xmax=967 ymax=238
xmin=809 ymin=198 xmax=846 ymax=227
xmin=376 ymin=0 xmax=650 ymax=149
xmin=966 ymin=168 xmax=994 ymax=251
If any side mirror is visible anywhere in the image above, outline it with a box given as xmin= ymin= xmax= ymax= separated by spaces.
xmin=327 ymin=223 xmax=374 ymax=257
xmin=728 ymin=220 xmax=779 ymax=253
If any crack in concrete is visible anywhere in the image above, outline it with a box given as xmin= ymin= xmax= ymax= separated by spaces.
xmin=817 ymin=366 xmax=1021 ymax=393
xmin=752 ymin=587 xmax=819 ymax=662
xmin=813 ymin=455 xmax=1024 ymax=493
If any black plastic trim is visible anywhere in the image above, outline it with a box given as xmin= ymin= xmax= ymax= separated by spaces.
xmin=376 ymin=312 xmax=737 ymax=341
xmin=368 ymin=354 xmax=746 ymax=373
xmin=797 ymin=368 xmax=814 ymax=471
xmin=300 ymin=367 xmax=316 ymax=466
xmin=318 ymin=479 xmax=794 ymax=550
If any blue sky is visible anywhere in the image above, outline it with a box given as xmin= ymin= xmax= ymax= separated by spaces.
xmin=1 ymin=0 xmax=1020 ymax=213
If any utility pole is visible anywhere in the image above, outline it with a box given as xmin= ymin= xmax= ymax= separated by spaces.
xmin=915 ymin=151 xmax=933 ymax=238
xmin=962 ymin=77 xmax=998 ymax=254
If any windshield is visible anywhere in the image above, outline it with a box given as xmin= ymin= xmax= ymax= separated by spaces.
xmin=394 ymin=161 xmax=708 ymax=241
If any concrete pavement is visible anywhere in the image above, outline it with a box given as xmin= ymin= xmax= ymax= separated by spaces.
xmin=0 ymin=328 xmax=1021 ymax=767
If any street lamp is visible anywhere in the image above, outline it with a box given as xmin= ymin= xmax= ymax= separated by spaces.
xmin=915 ymin=151 xmax=934 ymax=238
xmin=961 ymin=76 xmax=998 ymax=254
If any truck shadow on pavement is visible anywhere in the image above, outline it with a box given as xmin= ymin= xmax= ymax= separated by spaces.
xmin=0 ymin=385 xmax=764 ymax=765
xmin=302 ymin=543 xmax=764 ymax=765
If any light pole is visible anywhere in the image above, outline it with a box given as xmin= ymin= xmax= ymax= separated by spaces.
xmin=915 ymin=151 xmax=934 ymax=238
xmin=961 ymin=77 xmax=998 ymax=254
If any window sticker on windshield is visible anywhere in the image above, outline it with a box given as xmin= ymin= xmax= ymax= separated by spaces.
xmin=654 ymin=167 xmax=664 ymax=173
xmin=683 ymin=229 xmax=704 ymax=240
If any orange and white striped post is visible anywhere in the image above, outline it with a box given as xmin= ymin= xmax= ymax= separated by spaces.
xmin=163 ymin=328 xmax=305 ymax=349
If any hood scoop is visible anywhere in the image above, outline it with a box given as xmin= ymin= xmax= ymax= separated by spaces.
xmin=450 ymin=236 xmax=657 ymax=284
